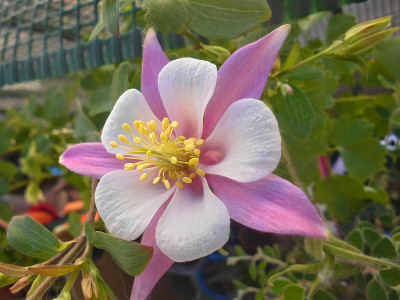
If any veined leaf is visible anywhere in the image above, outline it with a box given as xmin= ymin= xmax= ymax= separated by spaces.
xmin=85 ymin=223 xmax=152 ymax=276
xmin=7 ymin=215 xmax=69 ymax=260
xmin=143 ymin=0 xmax=271 ymax=39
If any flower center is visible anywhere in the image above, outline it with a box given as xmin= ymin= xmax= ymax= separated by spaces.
xmin=109 ymin=117 xmax=206 ymax=190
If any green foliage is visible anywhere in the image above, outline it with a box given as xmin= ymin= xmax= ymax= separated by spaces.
xmin=366 ymin=278 xmax=387 ymax=300
xmin=7 ymin=216 xmax=69 ymax=260
xmin=85 ymin=223 xmax=153 ymax=276
xmin=143 ymin=0 xmax=271 ymax=39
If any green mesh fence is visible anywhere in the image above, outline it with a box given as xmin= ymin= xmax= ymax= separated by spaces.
xmin=0 ymin=0 xmax=366 ymax=87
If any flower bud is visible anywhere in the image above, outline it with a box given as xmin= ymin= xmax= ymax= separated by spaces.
xmin=344 ymin=27 xmax=399 ymax=55
xmin=81 ymin=274 xmax=98 ymax=300
xmin=344 ymin=16 xmax=392 ymax=44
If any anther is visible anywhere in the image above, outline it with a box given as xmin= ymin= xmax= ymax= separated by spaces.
xmin=194 ymin=149 xmax=201 ymax=156
xmin=140 ymin=173 xmax=148 ymax=181
xmin=109 ymin=141 xmax=118 ymax=147
xmin=189 ymin=158 xmax=199 ymax=166
xmin=124 ymin=163 xmax=135 ymax=170
xmin=162 ymin=118 xmax=169 ymax=130
xmin=123 ymin=123 xmax=131 ymax=131
xmin=176 ymin=181 xmax=184 ymax=189
xmin=116 ymin=154 xmax=125 ymax=160
xmin=153 ymin=177 xmax=160 ymax=184
xmin=137 ymin=165 xmax=145 ymax=171
xmin=185 ymin=144 xmax=195 ymax=152
xmin=163 ymin=179 xmax=171 ymax=190
xmin=118 ymin=135 xmax=128 ymax=143
xmin=133 ymin=120 xmax=143 ymax=129
xmin=195 ymin=139 xmax=204 ymax=146
xmin=182 ymin=177 xmax=192 ymax=184
xmin=196 ymin=169 xmax=205 ymax=176
xmin=171 ymin=157 xmax=178 ymax=164
xmin=148 ymin=120 xmax=157 ymax=131
xmin=189 ymin=173 xmax=196 ymax=179
xmin=133 ymin=137 xmax=141 ymax=144
xmin=171 ymin=121 xmax=178 ymax=128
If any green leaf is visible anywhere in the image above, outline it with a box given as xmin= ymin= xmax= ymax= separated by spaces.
xmin=282 ymin=42 xmax=300 ymax=71
xmin=103 ymin=0 xmax=119 ymax=36
xmin=314 ymin=290 xmax=338 ymax=300
xmin=362 ymin=228 xmax=382 ymax=248
xmin=345 ymin=229 xmax=363 ymax=251
xmin=25 ymin=181 xmax=44 ymax=204
xmin=314 ymin=175 xmax=366 ymax=221
xmin=366 ymin=278 xmax=387 ymax=300
xmin=372 ymin=237 xmax=397 ymax=260
xmin=283 ymin=284 xmax=305 ymax=300
xmin=333 ymin=116 xmax=385 ymax=180
xmin=68 ymin=212 xmax=83 ymax=238
xmin=143 ymin=0 xmax=271 ymax=39
xmin=255 ymin=289 xmax=265 ymax=300
xmin=276 ymin=86 xmax=315 ymax=138
xmin=380 ymin=268 xmax=400 ymax=287
xmin=374 ymin=37 xmax=400 ymax=80
xmin=270 ymin=279 xmax=291 ymax=296
xmin=0 ymin=273 xmax=19 ymax=288
xmin=326 ymin=14 xmax=356 ymax=43
xmin=90 ymin=0 xmax=135 ymax=40
xmin=0 ymin=161 xmax=17 ymax=179
xmin=111 ymin=62 xmax=130 ymax=104
xmin=283 ymin=66 xmax=324 ymax=81
xmin=249 ymin=260 xmax=257 ymax=280
xmin=73 ymin=102 xmax=100 ymax=142
xmin=88 ymin=86 xmax=113 ymax=116
xmin=364 ymin=187 xmax=389 ymax=205
xmin=85 ymin=223 xmax=153 ymax=276
xmin=7 ymin=215 xmax=67 ymax=260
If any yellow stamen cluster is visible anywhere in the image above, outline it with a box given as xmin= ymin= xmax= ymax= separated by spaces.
xmin=109 ymin=118 xmax=205 ymax=190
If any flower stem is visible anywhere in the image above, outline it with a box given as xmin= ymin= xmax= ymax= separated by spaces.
xmin=272 ymin=51 xmax=326 ymax=78
xmin=281 ymin=142 xmax=307 ymax=195
xmin=26 ymin=178 xmax=100 ymax=300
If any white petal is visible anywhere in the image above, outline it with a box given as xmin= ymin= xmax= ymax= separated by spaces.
xmin=95 ymin=170 xmax=175 ymax=241
xmin=101 ymin=89 xmax=161 ymax=154
xmin=158 ymin=58 xmax=217 ymax=139
xmin=200 ymin=99 xmax=281 ymax=182
xmin=155 ymin=177 xmax=230 ymax=262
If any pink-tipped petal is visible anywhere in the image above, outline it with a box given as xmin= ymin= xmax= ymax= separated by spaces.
xmin=158 ymin=58 xmax=217 ymax=139
xmin=95 ymin=170 xmax=176 ymax=241
xmin=141 ymin=28 xmax=169 ymax=120
xmin=59 ymin=143 xmax=125 ymax=179
xmin=156 ymin=177 xmax=230 ymax=262
xmin=202 ymin=25 xmax=291 ymax=139
xmin=200 ymin=99 xmax=281 ymax=183
xmin=207 ymin=174 xmax=328 ymax=239
xmin=130 ymin=201 xmax=174 ymax=300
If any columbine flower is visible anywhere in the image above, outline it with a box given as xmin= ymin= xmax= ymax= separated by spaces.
xmin=60 ymin=25 xmax=328 ymax=300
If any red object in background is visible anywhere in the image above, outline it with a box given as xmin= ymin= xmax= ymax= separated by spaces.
xmin=18 ymin=203 xmax=59 ymax=225
xmin=318 ymin=155 xmax=330 ymax=179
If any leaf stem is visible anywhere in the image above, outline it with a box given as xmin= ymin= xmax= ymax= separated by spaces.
xmin=281 ymin=142 xmax=307 ymax=195
xmin=272 ymin=51 xmax=326 ymax=78
xmin=183 ymin=30 xmax=201 ymax=46
xmin=27 ymin=178 xmax=99 ymax=299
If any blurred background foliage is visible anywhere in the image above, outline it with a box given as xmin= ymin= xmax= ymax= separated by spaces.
xmin=0 ymin=0 xmax=400 ymax=299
